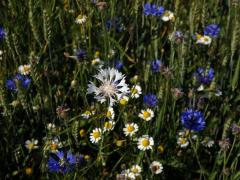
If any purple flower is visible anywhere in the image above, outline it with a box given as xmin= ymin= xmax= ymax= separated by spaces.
xmin=143 ymin=93 xmax=158 ymax=107
xmin=5 ymin=74 xmax=31 ymax=91
xmin=195 ymin=68 xmax=214 ymax=85
xmin=6 ymin=79 xmax=17 ymax=91
xmin=180 ymin=109 xmax=206 ymax=131
xmin=0 ymin=26 xmax=5 ymax=40
xmin=143 ymin=3 xmax=165 ymax=16
xmin=151 ymin=59 xmax=162 ymax=73
xmin=114 ymin=60 xmax=123 ymax=70
xmin=76 ymin=49 xmax=87 ymax=60
xmin=204 ymin=24 xmax=220 ymax=38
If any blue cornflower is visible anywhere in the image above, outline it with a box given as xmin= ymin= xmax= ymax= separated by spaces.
xmin=143 ymin=93 xmax=158 ymax=107
xmin=5 ymin=74 xmax=31 ymax=91
xmin=195 ymin=67 xmax=214 ymax=85
xmin=0 ymin=26 xmax=5 ymax=40
xmin=106 ymin=18 xmax=123 ymax=33
xmin=6 ymin=79 xmax=17 ymax=91
xmin=114 ymin=60 xmax=123 ymax=70
xmin=143 ymin=3 xmax=165 ymax=16
xmin=151 ymin=59 xmax=162 ymax=73
xmin=48 ymin=151 xmax=76 ymax=174
xmin=76 ymin=49 xmax=87 ymax=60
xmin=204 ymin=24 xmax=220 ymax=38
xmin=180 ymin=109 xmax=206 ymax=131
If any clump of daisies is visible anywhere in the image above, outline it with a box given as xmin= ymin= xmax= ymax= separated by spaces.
xmin=87 ymin=68 xmax=129 ymax=106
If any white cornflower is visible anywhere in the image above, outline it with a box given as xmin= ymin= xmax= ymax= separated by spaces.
xmin=177 ymin=137 xmax=189 ymax=148
xmin=123 ymin=123 xmax=139 ymax=137
xmin=161 ymin=11 xmax=175 ymax=22
xmin=201 ymin=137 xmax=214 ymax=148
xmin=90 ymin=128 xmax=102 ymax=143
xmin=49 ymin=137 xmax=63 ymax=153
xmin=106 ymin=107 xmax=115 ymax=119
xmin=138 ymin=109 xmax=154 ymax=121
xmin=137 ymin=135 xmax=154 ymax=151
xmin=103 ymin=121 xmax=116 ymax=132
xmin=75 ymin=15 xmax=87 ymax=24
xmin=131 ymin=85 xmax=142 ymax=98
xmin=18 ymin=64 xmax=31 ymax=75
xmin=150 ymin=161 xmax=163 ymax=174
xmin=87 ymin=68 xmax=129 ymax=106
xmin=25 ymin=139 xmax=39 ymax=151
xmin=196 ymin=35 xmax=212 ymax=45
xmin=119 ymin=95 xmax=129 ymax=105
xmin=130 ymin=164 xmax=142 ymax=176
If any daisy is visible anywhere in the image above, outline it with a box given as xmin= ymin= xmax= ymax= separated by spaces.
xmin=196 ymin=35 xmax=212 ymax=45
xmin=81 ymin=109 xmax=96 ymax=119
xmin=75 ymin=15 xmax=87 ymax=24
xmin=120 ymin=96 xmax=129 ymax=105
xmin=25 ymin=139 xmax=39 ymax=151
xmin=150 ymin=161 xmax=163 ymax=174
xmin=161 ymin=10 xmax=175 ymax=22
xmin=49 ymin=137 xmax=63 ymax=153
xmin=106 ymin=107 xmax=115 ymax=119
xmin=177 ymin=137 xmax=189 ymax=148
xmin=137 ymin=135 xmax=154 ymax=151
xmin=90 ymin=128 xmax=102 ymax=143
xmin=18 ymin=64 xmax=31 ymax=75
xmin=87 ymin=68 xmax=129 ymax=106
xmin=131 ymin=85 xmax=142 ymax=98
xmin=130 ymin=164 xmax=142 ymax=176
xmin=103 ymin=121 xmax=116 ymax=132
xmin=138 ymin=109 xmax=154 ymax=121
xmin=201 ymin=137 xmax=214 ymax=148
xmin=123 ymin=123 xmax=139 ymax=137
xmin=91 ymin=57 xmax=104 ymax=67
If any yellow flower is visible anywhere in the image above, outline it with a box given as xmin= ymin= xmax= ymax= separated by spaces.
xmin=25 ymin=167 xmax=33 ymax=175
xmin=157 ymin=145 xmax=164 ymax=154
xmin=79 ymin=129 xmax=86 ymax=137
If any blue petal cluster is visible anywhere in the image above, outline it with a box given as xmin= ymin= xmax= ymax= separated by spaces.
xmin=76 ymin=49 xmax=87 ymax=60
xmin=114 ymin=60 xmax=123 ymax=70
xmin=48 ymin=151 xmax=76 ymax=174
xmin=143 ymin=93 xmax=158 ymax=107
xmin=180 ymin=109 xmax=206 ymax=131
xmin=0 ymin=26 xmax=5 ymax=40
xmin=204 ymin=24 xmax=220 ymax=38
xmin=195 ymin=67 xmax=214 ymax=85
xmin=106 ymin=17 xmax=123 ymax=33
xmin=6 ymin=74 xmax=31 ymax=91
xmin=143 ymin=3 xmax=165 ymax=16
xmin=151 ymin=59 xmax=162 ymax=73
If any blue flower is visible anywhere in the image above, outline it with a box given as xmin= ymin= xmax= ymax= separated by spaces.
xmin=0 ymin=26 xmax=5 ymax=40
xmin=114 ymin=60 xmax=123 ymax=70
xmin=76 ymin=49 xmax=87 ymax=60
xmin=143 ymin=3 xmax=165 ymax=16
xmin=180 ymin=109 xmax=206 ymax=131
xmin=204 ymin=24 xmax=220 ymax=38
xmin=106 ymin=18 xmax=123 ymax=33
xmin=48 ymin=151 xmax=76 ymax=174
xmin=22 ymin=77 xmax=31 ymax=89
xmin=195 ymin=67 xmax=214 ymax=85
xmin=143 ymin=93 xmax=158 ymax=107
xmin=6 ymin=79 xmax=17 ymax=91
xmin=151 ymin=59 xmax=162 ymax=73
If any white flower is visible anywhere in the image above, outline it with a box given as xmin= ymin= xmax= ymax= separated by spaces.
xmin=87 ymin=68 xmax=129 ymax=106
xmin=120 ymin=169 xmax=136 ymax=180
xmin=196 ymin=35 xmax=212 ymax=45
xmin=123 ymin=123 xmax=139 ymax=137
xmin=138 ymin=109 xmax=154 ymax=121
xmin=106 ymin=107 xmax=115 ymax=119
xmin=137 ymin=135 xmax=154 ymax=151
xmin=201 ymin=137 xmax=214 ymax=148
xmin=161 ymin=11 xmax=175 ymax=22
xmin=130 ymin=164 xmax=142 ymax=176
xmin=49 ymin=137 xmax=63 ymax=153
xmin=119 ymin=95 xmax=129 ymax=105
xmin=25 ymin=139 xmax=39 ymax=151
xmin=0 ymin=50 xmax=3 ymax=55
xmin=90 ymin=128 xmax=102 ymax=143
xmin=197 ymin=84 xmax=204 ymax=91
xmin=150 ymin=161 xmax=163 ymax=174
xmin=81 ymin=110 xmax=95 ymax=119
xmin=177 ymin=137 xmax=189 ymax=148
xmin=131 ymin=85 xmax=142 ymax=98
xmin=91 ymin=57 xmax=104 ymax=67
xmin=75 ymin=15 xmax=87 ymax=24
xmin=18 ymin=64 xmax=31 ymax=75
xmin=103 ymin=121 xmax=115 ymax=132
xmin=47 ymin=123 xmax=56 ymax=130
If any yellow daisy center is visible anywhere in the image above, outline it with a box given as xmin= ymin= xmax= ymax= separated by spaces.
xmin=106 ymin=111 xmax=112 ymax=118
xmin=164 ymin=11 xmax=170 ymax=17
xmin=104 ymin=122 xmax=113 ymax=129
xmin=143 ymin=111 xmax=151 ymax=119
xmin=50 ymin=143 xmax=58 ymax=151
xmin=204 ymin=37 xmax=209 ymax=42
xmin=23 ymin=66 xmax=30 ymax=73
xmin=120 ymin=98 xmax=127 ymax=105
xmin=92 ymin=131 xmax=100 ymax=139
xmin=131 ymin=88 xmax=138 ymax=94
xmin=127 ymin=125 xmax=135 ymax=132
xmin=180 ymin=138 xmax=187 ymax=144
xmin=27 ymin=143 xmax=34 ymax=150
xmin=196 ymin=34 xmax=202 ymax=40
xmin=141 ymin=139 xmax=150 ymax=147
xmin=132 ymin=168 xmax=139 ymax=173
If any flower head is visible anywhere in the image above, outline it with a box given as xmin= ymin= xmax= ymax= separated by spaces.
xmin=106 ymin=17 xmax=123 ymax=33
xmin=106 ymin=106 xmax=115 ymax=119
xmin=6 ymin=79 xmax=17 ymax=91
xmin=196 ymin=35 xmax=212 ymax=45
xmin=18 ymin=64 xmax=31 ymax=75
xmin=75 ymin=15 xmax=87 ymax=25
xmin=103 ymin=121 xmax=115 ymax=132
xmin=76 ymin=49 xmax=87 ymax=60
xmin=0 ymin=26 xmax=5 ymax=40
xmin=180 ymin=109 xmax=206 ymax=131
xmin=137 ymin=135 xmax=154 ymax=151
xmin=49 ymin=137 xmax=63 ymax=153
xmin=25 ymin=139 xmax=39 ymax=151
xmin=151 ymin=59 xmax=163 ymax=73
xmin=130 ymin=164 xmax=142 ymax=176
xmin=143 ymin=93 xmax=158 ymax=107
xmin=218 ymin=138 xmax=231 ymax=151
xmin=138 ymin=109 xmax=154 ymax=121
xmin=143 ymin=3 xmax=165 ymax=16
xmin=150 ymin=161 xmax=163 ymax=174
xmin=90 ymin=128 xmax=102 ymax=143
xmin=177 ymin=137 xmax=189 ymax=148
xmin=114 ymin=60 xmax=124 ymax=70
xmin=195 ymin=67 xmax=214 ymax=85
xmin=87 ymin=68 xmax=129 ymax=106
xmin=204 ymin=24 xmax=220 ymax=38
xmin=201 ymin=137 xmax=214 ymax=148
xmin=231 ymin=123 xmax=240 ymax=138
xmin=119 ymin=96 xmax=129 ymax=105
xmin=161 ymin=11 xmax=175 ymax=21
xmin=130 ymin=85 xmax=142 ymax=98
xmin=123 ymin=123 xmax=139 ymax=137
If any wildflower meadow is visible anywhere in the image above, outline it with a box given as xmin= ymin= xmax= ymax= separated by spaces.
xmin=1 ymin=0 xmax=240 ymax=179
